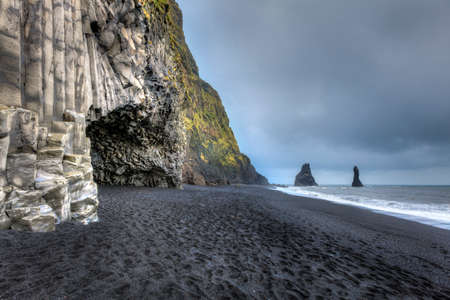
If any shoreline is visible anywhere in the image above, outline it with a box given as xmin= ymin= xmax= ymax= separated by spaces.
xmin=260 ymin=184 xmax=450 ymax=289
xmin=271 ymin=184 xmax=450 ymax=230
xmin=262 ymin=184 xmax=450 ymax=243
xmin=0 ymin=185 xmax=449 ymax=298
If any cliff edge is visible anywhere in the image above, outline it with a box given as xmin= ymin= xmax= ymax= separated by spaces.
xmin=153 ymin=0 xmax=268 ymax=185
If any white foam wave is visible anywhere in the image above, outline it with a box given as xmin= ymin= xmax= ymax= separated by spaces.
xmin=274 ymin=186 xmax=450 ymax=230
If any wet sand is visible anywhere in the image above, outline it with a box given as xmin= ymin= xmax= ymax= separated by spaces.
xmin=0 ymin=185 xmax=449 ymax=299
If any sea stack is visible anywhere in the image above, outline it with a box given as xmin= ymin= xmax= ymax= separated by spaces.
xmin=352 ymin=166 xmax=364 ymax=187
xmin=295 ymin=163 xmax=318 ymax=186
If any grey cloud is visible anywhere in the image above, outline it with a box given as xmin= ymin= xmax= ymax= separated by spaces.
xmin=177 ymin=0 xmax=450 ymax=184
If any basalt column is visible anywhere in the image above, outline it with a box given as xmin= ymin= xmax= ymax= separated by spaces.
xmin=23 ymin=0 xmax=44 ymax=116
xmin=43 ymin=0 xmax=55 ymax=124
xmin=0 ymin=0 xmax=22 ymax=108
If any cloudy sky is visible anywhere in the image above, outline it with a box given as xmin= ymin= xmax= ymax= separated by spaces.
xmin=177 ymin=0 xmax=450 ymax=185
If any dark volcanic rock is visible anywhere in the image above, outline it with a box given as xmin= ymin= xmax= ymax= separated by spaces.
xmin=352 ymin=166 xmax=364 ymax=187
xmin=84 ymin=0 xmax=186 ymax=188
xmin=84 ymin=0 xmax=268 ymax=187
xmin=87 ymin=102 xmax=184 ymax=188
xmin=183 ymin=150 xmax=268 ymax=186
xmin=295 ymin=163 xmax=318 ymax=186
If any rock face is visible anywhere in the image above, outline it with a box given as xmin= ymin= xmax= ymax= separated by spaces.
xmin=144 ymin=2 xmax=267 ymax=186
xmin=0 ymin=1 xmax=266 ymax=230
xmin=0 ymin=0 xmax=117 ymax=230
xmin=83 ymin=0 xmax=186 ymax=188
xmin=181 ymin=80 xmax=268 ymax=185
xmin=0 ymin=0 xmax=185 ymax=231
xmin=352 ymin=166 xmax=364 ymax=187
xmin=83 ymin=0 xmax=265 ymax=186
xmin=294 ymin=163 xmax=318 ymax=186
xmin=0 ymin=105 xmax=97 ymax=232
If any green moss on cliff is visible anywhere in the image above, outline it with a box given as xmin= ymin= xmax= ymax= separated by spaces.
xmin=138 ymin=0 xmax=169 ymax=14
xmin=137 ymin=0 xmax=267 ymax=185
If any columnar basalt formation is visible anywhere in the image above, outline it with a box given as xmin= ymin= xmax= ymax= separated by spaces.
xmin=352 ymin=166 xmax=364 ymax=187
xmin=294 ymin=163 xmax=318 ymax=186
xmin=0 ymin=0 xmax=186 ymax=231
xmin=0 ymin=0 xmax=100 ymax=231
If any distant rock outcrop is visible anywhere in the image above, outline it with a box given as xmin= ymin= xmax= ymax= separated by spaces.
xmin=352 ymin=166 xmax=364 ymax=187
xmin=295 ymin=163 xmax=318 ymax=186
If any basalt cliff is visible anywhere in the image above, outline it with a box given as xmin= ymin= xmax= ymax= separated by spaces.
xmin=0 ymin=0 xmax=266 ymax=231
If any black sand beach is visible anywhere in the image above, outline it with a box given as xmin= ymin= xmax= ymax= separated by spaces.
xmin=1 ymin=185 xmax=449 ymax=299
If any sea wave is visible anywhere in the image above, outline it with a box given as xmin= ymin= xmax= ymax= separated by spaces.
xmin=274 ymin=186 xmax=450 ymax=230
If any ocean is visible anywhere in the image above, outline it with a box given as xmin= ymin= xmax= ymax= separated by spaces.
xmin=274 ymin=185 xmax=450 ymax=230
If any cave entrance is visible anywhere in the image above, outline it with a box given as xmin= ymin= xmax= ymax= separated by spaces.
xmin=86 ymin=105 xmax=181 ymax=188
